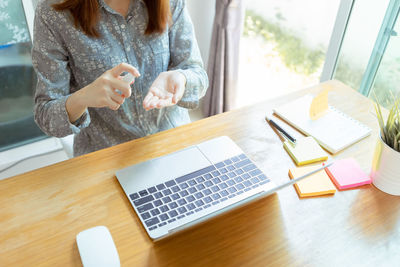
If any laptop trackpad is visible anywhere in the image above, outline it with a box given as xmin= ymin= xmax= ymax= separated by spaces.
xmin=117 ymin=146 xmax=211 ymax=192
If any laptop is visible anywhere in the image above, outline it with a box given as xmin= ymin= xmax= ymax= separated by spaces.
xmin=116 ymin=136 xmax=277 ymax=240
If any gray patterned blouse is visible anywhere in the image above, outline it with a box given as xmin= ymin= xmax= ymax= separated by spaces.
xmin=32 ymin=0 xmax=208 ymax=156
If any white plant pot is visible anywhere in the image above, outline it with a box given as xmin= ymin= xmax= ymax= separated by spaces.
xmin=370 ymin=136 xmax=400 ymax=196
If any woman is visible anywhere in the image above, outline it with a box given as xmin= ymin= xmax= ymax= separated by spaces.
xmin=32 ymin=0 xmax=208 ymax=156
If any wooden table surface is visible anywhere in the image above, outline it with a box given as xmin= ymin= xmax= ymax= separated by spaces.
xmin=1 ymin=80 xmax=400 ymax=266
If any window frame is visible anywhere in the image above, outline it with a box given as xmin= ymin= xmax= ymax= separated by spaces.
xmin=359 ymin=0 xmax=400 ymax=96
xmin=320 ymin=0 xmax=355 ymax=82
xmin=322 ymin=0 xmax=400 ymax=98
xmin=21 ymin=0 xmax=35 ymax=42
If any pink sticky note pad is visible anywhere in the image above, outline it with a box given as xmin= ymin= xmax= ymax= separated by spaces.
xmin=325 ymin=158 xmax=371 ymax=190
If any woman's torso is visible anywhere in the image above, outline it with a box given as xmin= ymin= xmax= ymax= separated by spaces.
xmin=42 ymin=0 xmax=191 ymax=155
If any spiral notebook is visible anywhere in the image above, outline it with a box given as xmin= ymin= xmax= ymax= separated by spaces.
xmin=273 ymin=94 xmax=371 ymax=154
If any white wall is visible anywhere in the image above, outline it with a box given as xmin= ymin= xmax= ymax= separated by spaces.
xmin=186 ymin=0 xmax=215 ymax=68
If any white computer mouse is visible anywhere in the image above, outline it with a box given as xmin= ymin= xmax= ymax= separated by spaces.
xmin=76 ymin=226 xmax=120 ymax=267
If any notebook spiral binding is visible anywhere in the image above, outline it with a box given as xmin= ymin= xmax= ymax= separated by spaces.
xmin=328 ymin=106 xmax=371 ymax=131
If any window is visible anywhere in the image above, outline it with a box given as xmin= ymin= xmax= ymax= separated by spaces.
xmin=369 ymin=12 xmax=400 ymax=108
xmin=324 ymin=0 xmax=400 ymax=109
xmin=237 ymin=0 xmax=341 ymax=108
xmin=0 ymin=0 xmax=46 ymax=152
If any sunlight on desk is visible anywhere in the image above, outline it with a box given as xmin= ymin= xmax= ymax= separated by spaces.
xmin=1 ymin=80 xmax=400 ymax=266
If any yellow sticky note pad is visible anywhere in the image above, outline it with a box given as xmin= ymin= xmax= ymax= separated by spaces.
xmin=284 ymin=136 xmax=328 ymax=166
xmin=289 ymin=165 xmax=336 ymax=198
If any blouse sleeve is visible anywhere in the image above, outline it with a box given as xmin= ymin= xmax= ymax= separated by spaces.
xmin=168 ymin=0 xmax=209 ymax=109
xmin=32 ymin=2 xmax=90 ymax=138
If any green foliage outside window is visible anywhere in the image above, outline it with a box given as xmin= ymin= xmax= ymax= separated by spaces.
xmin=243 ymin=10 xmax=324 ymax=75
xmin=244 ymin=9 xmax=400 ymax=109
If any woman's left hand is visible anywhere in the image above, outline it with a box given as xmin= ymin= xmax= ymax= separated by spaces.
xmin=143 ymin=70 xmax=186 ymax=110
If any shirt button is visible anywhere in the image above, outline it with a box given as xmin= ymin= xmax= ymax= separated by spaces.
xmin=126 ymin=47 xmax=131 ymax=52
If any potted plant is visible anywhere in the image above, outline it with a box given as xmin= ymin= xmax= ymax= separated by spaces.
xmin=371 ymin=96 xmax=400 ymax=195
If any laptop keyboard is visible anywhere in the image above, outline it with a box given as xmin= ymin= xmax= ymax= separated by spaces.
xmin=128 ymin=154 xmax=270 ymax=232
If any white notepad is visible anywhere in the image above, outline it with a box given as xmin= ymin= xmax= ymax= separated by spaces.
xmin=273 ymin=94 xmax=371 ymax=154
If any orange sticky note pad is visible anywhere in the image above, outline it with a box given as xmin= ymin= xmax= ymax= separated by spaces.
xmin=325 ymin=158 xmax=371 ymax=190
xmin=289 ymin=165 xmax=336 ymax=198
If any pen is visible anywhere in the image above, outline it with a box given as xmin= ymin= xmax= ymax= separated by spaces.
xmin=265 ymin=114 xmax=296 ymax=144
xmin=263 ymin=161 xmax=334 ymax=195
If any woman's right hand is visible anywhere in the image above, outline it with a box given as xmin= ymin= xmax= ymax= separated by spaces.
xmin=66 ymin=63 xmax=140 ymax=123
xmin=81 ymin=63 xmax=140 ymax=110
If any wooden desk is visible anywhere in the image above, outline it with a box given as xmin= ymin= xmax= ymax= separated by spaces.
xmin=1 ymin=80 xmax=400 ymax=266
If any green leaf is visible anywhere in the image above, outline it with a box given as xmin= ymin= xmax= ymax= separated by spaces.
xmin=374 ymin=94 xmax=386 ymax=142
xmin=374 ymin=92 xmax=400 ymax=151
xmin=395 ymin=132 xmax=400 ymax=152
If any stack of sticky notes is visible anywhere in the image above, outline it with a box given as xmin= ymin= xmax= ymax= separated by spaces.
xmin=289 ymin=165 xmax=336 ymax=197
xmin=325 ymin=158 xmax=371 ymax=189
xmin=284 ymin=136 xmax=328 ymax=166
